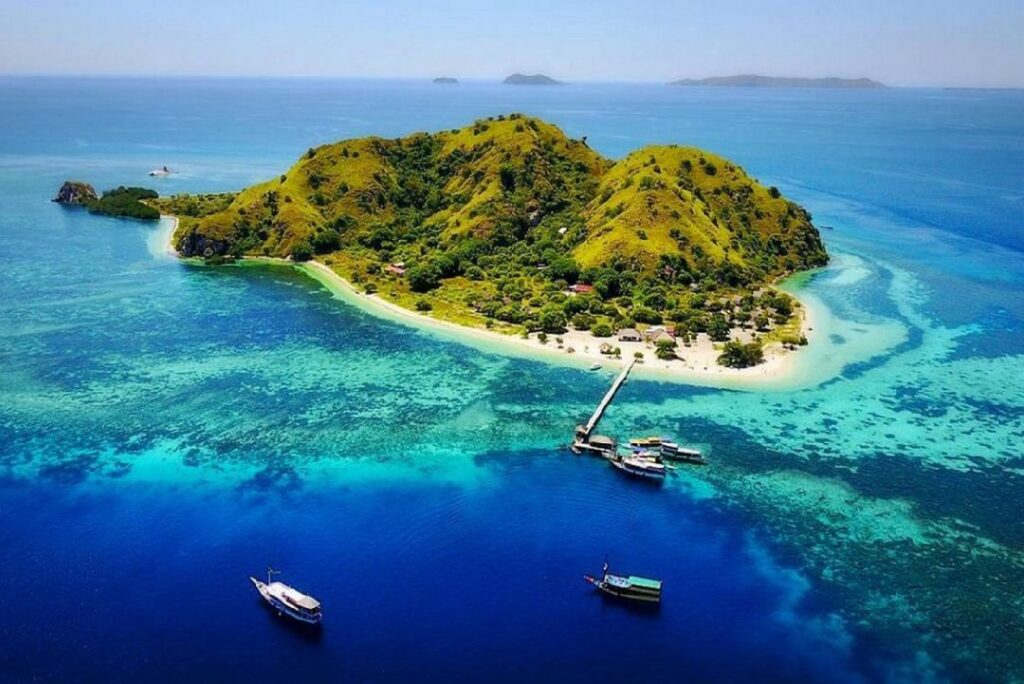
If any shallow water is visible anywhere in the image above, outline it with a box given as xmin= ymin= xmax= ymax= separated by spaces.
xmin=1 ymin=78 xmax=1022 ymax=682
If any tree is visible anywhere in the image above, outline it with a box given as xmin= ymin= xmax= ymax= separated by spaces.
xmin=633 ymin=351 xmax=644 ymax=362
xmin=415 ymin=299 xmax=432 ymax=311
xmin=590 ymin=322 xmax=613 ymax=337
xmin=291 ymin=242 xmax=313 ymax=262
xmin=310 ymin=229 xmax=341 ymax=254
xmin=655 ymin=338 xmax=676 ymax=360
xmin=408 ymin=264 xmax=441 ymax=292
xmin=717 ymin=341 xmax=764 ymax=368
xmin=538 ymin=306 xmax=567 ymax=334
xmin=708 ymin=313 xmax=731 ymax=342
xmin=548 ymin=256 xmax=579 ymax=284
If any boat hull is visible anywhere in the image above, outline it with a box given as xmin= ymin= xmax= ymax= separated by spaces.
xmin=584 ymin=575 xmax=662 ymax=604
xmin=250 ymin=578 xmax=323 ymax=625
xmin=610 ymin=459 xmax=665 ymax=481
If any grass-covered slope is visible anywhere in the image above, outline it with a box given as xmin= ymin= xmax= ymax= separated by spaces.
xmin=578 ymin=146 xmax=827 ymax=287
xmin=158 ymin=114 xmax=827 ymax=342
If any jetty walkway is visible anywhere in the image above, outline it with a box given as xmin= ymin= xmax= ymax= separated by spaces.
xmin=579 ymin=359 xmax=636 ymax=440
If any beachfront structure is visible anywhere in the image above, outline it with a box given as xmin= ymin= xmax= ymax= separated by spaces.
xmin=385 ymin=262 xmax=407 ymax=276
xmin=599 ymin=342 xmax=613 ymax=354
xmin=568 ymin=283 xmax=595 ymax=294
xmin=618 ymin=328 xmax=642 ymax=342
xmin=653 ymin=331 xmax=675 ymax=345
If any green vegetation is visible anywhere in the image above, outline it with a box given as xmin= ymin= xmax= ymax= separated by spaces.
xmin=88 ymin=187 xmax=160 ymax=220
xmin=166 ymin=114 xmax=827 ymax=360
xmin=718 ymin=340 xmax=765 ymax=368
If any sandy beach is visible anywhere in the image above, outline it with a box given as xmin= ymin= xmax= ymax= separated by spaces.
xmin=162 ymin=218 xmax=825 ymax=390
xmin=299 ymin=260 xmax=822 ymax=391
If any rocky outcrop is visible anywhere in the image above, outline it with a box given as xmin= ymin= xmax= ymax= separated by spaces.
xmin=176 ymin=231 xmax=230 ymax=258
xmin=53 ymin=181 xmax=98 ymax=205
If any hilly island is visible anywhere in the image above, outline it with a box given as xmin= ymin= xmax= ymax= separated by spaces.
xmin=154 ymin=114 xmax=828 ymax=374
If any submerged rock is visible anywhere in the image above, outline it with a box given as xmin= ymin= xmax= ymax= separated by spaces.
xmin=53 ymin=180 xmax=98 ymax=205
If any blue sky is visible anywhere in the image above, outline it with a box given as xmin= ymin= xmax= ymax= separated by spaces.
xmin=2 ymin=0 xmax=1022 ymax=86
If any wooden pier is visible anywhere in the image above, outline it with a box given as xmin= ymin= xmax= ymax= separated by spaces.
xmin=578 ymin=359 xmax=636 ymax=441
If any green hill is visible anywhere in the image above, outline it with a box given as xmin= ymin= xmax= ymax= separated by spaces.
xmin=155 ymin=114 xmax=826 ymax=342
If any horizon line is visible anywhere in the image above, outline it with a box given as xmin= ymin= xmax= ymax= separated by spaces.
xmin=1 ymin=72 xmax=1022 ymax=90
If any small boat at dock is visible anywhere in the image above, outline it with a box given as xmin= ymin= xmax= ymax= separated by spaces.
xmin=250 ymin=567 xmax=322 ymax=625
xmin=584 ymin=560 xmax=662 ymax=604
xmin=610 ymin=453 xmax=666 ymax=481
xmin=588 ymin=363 xmax=602 ymax=371
xmin=628 ymin=436 xmax=665 ymax=448
xmin=659 ymin=441 xmax=705 ymax=464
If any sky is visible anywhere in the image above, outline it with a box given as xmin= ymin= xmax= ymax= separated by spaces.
xmin=1 ymin=0 xmax=1023 ymax=87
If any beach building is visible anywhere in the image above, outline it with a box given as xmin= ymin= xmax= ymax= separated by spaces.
xmin=385 ymin=262 xmax=407 ymax=276
xmin=618 ymin=328 xmax=642 ymax=342
xmin=568 ymin=283 xmax=595 ymax=295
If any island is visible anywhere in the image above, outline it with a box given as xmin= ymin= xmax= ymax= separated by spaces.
xmin=668 ymin=75 xmax=885 ymax=89
xmin=54 ymin=182 xmax=160 ymax=220
xmin=433 ymin=77 xmax=458 ymax=84
xmin=154 ymin=114 xmax=828 ymax=374
xmin=503 ymin=73 xmax=561 ymax=86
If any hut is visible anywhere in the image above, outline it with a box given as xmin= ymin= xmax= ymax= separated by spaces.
xmin=617 ymin=328 xmax=642 ymax=342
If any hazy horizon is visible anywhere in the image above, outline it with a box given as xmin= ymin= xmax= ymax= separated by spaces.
xmin=2 ymin=0 xmax=1023 ymax=88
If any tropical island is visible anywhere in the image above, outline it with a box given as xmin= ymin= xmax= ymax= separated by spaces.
xmin=153 ymin=114 xmax=827 ymax=377
xmin=503 ymin=73 xmax=561 ymax=85
xmin=669 ymin=75 xmax=885 ymax=89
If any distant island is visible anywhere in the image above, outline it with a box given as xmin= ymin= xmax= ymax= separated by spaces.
xmin=669 ymin=75 xmax=885 ymax=89
xmin=433 ymin=77 xmax=458 ymax=84
xmin=503 ymin=73 xmax=561 ymax=86
xmin=155 ymin=114 xmax=827 ymax=373
xmin=54 ymin=181 xmax=160 ymax=220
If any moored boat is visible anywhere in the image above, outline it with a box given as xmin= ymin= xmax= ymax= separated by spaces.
xmin=610 ymin=454 xmax=666 ymax=480
xmin=628 ymin=436 xmax=665 ymax=448
xmin=659 ymin=441 xmax=705 ymax=464
xmin=250 ymin=568 xmax=323 ymax=625
xmin=584 ymin=560 xmax=662 ymax=603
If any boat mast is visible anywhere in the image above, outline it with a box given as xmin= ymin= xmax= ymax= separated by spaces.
xmin=267 ymin=566 xmax=280 ymax=585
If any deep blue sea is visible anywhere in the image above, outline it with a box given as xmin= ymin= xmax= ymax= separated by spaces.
xmin=1 ymin=78 xmax=1022 ymax=683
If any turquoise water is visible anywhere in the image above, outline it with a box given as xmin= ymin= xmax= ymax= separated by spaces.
xmin=1 ymin=78 xmax=1023 ymax=682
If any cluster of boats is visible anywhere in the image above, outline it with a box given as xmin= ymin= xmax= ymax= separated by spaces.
xmin=571 ymin=432 xmax=705 ymax=482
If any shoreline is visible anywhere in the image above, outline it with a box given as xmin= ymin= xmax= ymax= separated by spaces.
xmin=162 ymin=218 xmax=826 ymax=391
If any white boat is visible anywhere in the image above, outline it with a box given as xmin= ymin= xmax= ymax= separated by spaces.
xmin=659 ymin=441 xmax=704 ymax=463
xmin=250 ymin=568 xmax=322 ymax=625
xmin=148 ymin=166 xmax=171 ymax=177
xmin=610 ymin=455 xmax=666 ymax=481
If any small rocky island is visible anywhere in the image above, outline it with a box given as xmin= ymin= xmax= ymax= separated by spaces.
xmin=54 ymin=181 xmax=160 ymax=220
xmin=53 ymin=181 xmax=98 ymax=205
xmin=154 ymin=114 xmax=828 ymax=370
xmin=433 ymin=77 xmax=458 ymax=84
xmin=669 ymin=75 xmax=885 ymax=89
xmin=503 ymin=73 xmax=561 ymax=85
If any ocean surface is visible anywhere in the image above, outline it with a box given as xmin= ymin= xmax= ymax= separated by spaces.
xmin=1 ymin=77 xmax=1022 ymax=683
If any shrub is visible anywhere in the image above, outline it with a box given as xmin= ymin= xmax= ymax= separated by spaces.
xmin=415 ymin=299 xmax=432 ymax=312
xmin=291 ymin=243 xmax=313 ymax=262
xmin=591 ymin=322 xmax=613 ymax=337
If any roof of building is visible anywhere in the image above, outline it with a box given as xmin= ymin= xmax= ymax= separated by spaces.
xmin=618 ymin=328 xmax=641 ymax=338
